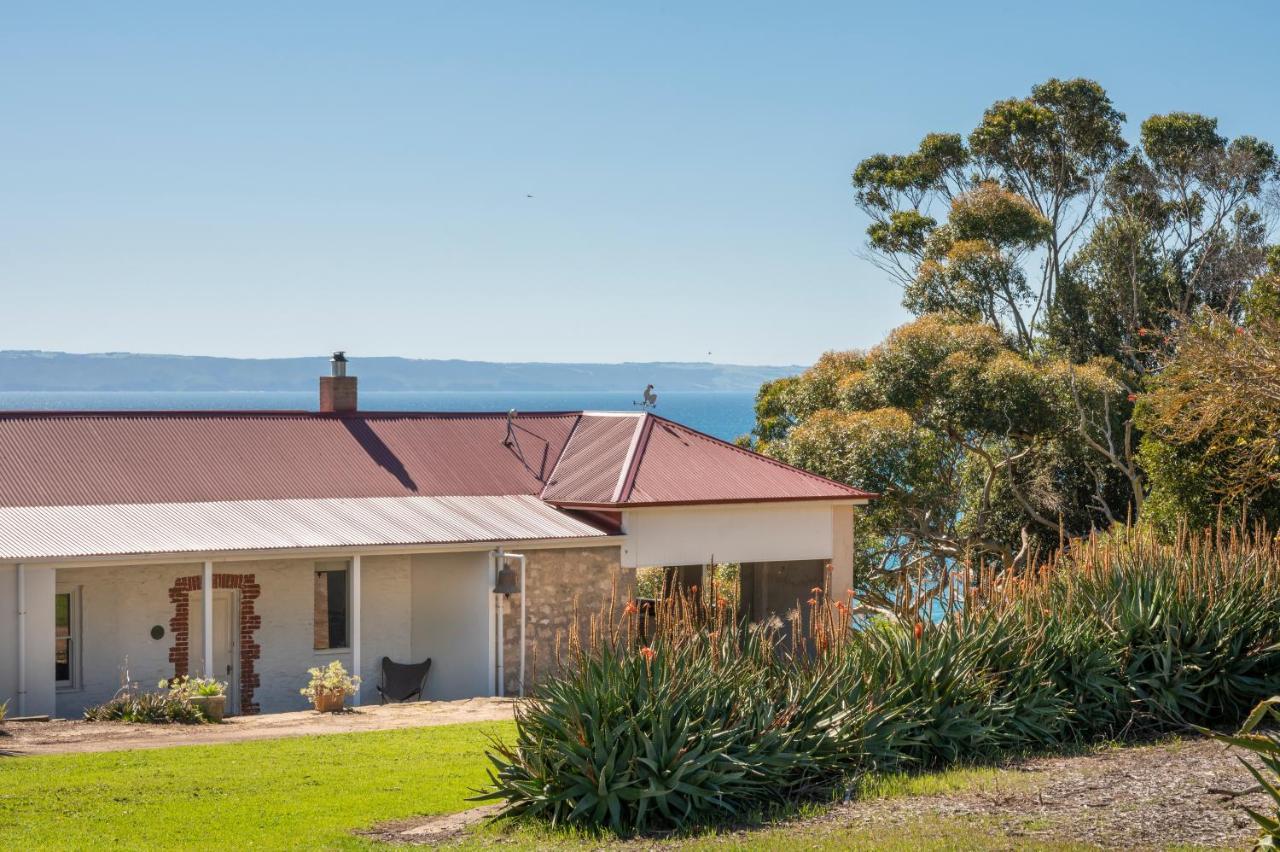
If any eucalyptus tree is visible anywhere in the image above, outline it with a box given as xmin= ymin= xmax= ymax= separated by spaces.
xmin=749 ymin=79 xmax=1280 ymax=613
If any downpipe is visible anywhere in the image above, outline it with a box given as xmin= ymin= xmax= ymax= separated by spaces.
xmin=495 ymin=549 xmax=505 ymax=698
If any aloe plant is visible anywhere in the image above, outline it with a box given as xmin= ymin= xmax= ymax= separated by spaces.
xmin=1210 ymin=697 xmax=1280 ymax=848
xmin=482 ymin=527 xmax=1280 ymax=835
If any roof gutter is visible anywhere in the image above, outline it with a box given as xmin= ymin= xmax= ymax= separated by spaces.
xmin=547 ymin=495 xmax=876 ymax=511
xmin=2 ymin=534 xmax=627 ymax=569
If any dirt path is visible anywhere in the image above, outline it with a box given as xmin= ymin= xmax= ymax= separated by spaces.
xmin=0 ymin=697 xmax=516 ymax=756
xmin=372 ymin=735 xmax=1272 ymax=849
xmin=807 ymin=736 xmax=1268 ymax=849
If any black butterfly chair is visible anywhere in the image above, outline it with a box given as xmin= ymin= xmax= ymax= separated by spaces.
xmin=376 ymin=656 xmax=432 ymax=704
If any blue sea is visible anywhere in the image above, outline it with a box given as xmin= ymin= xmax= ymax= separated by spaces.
xmin=0 ymin=390 xmax=758 ymax=442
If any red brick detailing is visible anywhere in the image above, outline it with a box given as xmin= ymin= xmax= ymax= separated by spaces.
xmin=168 ymin=573 xmax=263 ymax=715
xmin=319 ymin=375 xmax=357 ymax=413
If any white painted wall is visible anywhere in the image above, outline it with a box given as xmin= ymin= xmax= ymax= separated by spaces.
xmin=621 ymin=502 xmax=844 ymax=568
xmin=49 ymin=555 xmax=413 ymax=717
xmin=247 ymin=553 xmax=412 ymax=711
xmin=9 ymin=521 xmax=852 ymax=719
xmin=0 ymin=564 xmax=56 ymax=717
xmin=52 ymin=561 xmax=188 ymax=719
xmin=410 ymin=551 xmax=491 ymax=700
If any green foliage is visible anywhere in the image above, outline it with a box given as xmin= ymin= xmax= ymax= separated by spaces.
xmin=483 ymin=530 xmax=1280 ymax=835
xmin=1047 ymin=215 xmax=1165 ymax=369
xmin=159 ymin=674 xmax=226 ymax=698
xmin=968 ymin=78 xmax=1127 ymax=195
xmin=1245 ymin=247 xmax=1280 ymax=324
xmin=747 ymin=313 xmax=1135 ymax=603
xmin=1134 ymin=433 xmax=1225 ymax=536
xmin=300 ymin=659 xmax=361 ymax=702
xmin=867 ymin=210 xmax=936 ymax=256
xmin=1137 ymin=312 xmax=1280 ymax=532
xmin=1209 ymin=697 xmax=1280 ymax=848
xmin=780 ymin=77 xmax=1280 ymax=588
xmin=478 ymin=622 xmax=833 ymax=832
xmin=83 ymin=691 xmax=207 ymax=724
xmin=947 ymin=182 xmax=1051 ymax=248
xmin=852 ymin=133 xmax=967 ymax=214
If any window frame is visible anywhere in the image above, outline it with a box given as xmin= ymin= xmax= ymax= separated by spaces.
xmin=312 ymin=560 xmax=352 ymax=653
xmin=55 ymin=585 xmax=82 ymax=690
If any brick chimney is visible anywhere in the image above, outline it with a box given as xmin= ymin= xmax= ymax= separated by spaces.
xmin=319 ymin=351 xmax=357 ymax=413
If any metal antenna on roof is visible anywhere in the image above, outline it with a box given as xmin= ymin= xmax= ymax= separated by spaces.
xmin=633 ymin=384 xmax=657 ymax=410
xmin=503 ymin=409 xmax=518 ymax=447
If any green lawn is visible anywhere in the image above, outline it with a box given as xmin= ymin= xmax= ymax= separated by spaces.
xmin=0 ymin=720 xmax=514 ymax=851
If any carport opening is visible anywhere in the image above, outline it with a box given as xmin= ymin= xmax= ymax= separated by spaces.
xmin=633 ymin=560 xmax=829 ymax=647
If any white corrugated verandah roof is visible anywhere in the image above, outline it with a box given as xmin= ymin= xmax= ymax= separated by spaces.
xmin=0 ymin=494 xmax=611 ymax=561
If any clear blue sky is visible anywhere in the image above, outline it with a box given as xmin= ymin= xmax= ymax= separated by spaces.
xmin=4 ymin=2 xmax=1278 ymax=365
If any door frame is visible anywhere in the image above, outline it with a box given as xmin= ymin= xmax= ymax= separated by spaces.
xmin=191 ymin=588 xmax=241 ymax=714
xmin=213 ymin=589 xmax=241 ymax=714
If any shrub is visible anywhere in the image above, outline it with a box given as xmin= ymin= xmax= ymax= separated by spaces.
xmin=483 ymin=527 xmax=1280 ymax=834
xmin=480 ymin=613 xmax=828 ymax=831
xmin=300 ymin=661 xmax=360 ymax=704
xmin=159 ymin=675 xmax=226 ymax=698
xmin=84 ymin=691 xmax=206 ymax=724
xmin=1016 ymin=530 xmax=1280 ymax=734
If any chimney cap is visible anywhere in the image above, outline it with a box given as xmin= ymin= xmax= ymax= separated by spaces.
xmin=331 ymin=351 xmax=347 ymax=363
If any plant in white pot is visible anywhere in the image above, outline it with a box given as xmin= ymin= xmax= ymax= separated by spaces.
xmin=160 ymin=675 xmax=228 ymax=722
xmin=301 ymin=661 xmax=361 ymax=713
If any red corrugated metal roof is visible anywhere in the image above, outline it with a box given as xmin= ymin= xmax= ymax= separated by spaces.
xmin=539 ymin=413 xmax=872 ymax=507
xmin=0 ymin=411 xmax=579 ymax=508
xmin=619 ymin=414 xmax=872 ymax=505
xmin=540 ymin=413 xmax=643 ymax=504
xmin=0 ymin=410 xmax=873 ymax=512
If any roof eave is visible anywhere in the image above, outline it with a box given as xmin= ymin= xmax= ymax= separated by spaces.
xmin=4 ymin=533 xmax=628 ymax=568
xmin=545 ymin=494 xmax=877 ymax=511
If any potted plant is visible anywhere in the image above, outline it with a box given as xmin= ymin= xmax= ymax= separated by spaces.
xmin=301 ymin=661 xmax=361 ymax=713
xmin=160 ymin=675 xmax=228 ymax=722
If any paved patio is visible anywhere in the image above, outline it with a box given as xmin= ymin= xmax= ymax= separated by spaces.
xmin=0 ymin=697 xmax=516 ymax=756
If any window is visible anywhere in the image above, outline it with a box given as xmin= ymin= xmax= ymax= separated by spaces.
xmin=313 ymin=561 xmax=349 ymax=650
xmin=55 ymin=588 xmax=80 ymax=688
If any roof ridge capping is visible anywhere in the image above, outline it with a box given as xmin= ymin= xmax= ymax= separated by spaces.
xmin=611 ymin=411 xmax=649 ymax=502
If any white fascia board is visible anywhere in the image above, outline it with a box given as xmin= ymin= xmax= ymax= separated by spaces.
xmin=4 ymin=535 xmax=627 ymax=569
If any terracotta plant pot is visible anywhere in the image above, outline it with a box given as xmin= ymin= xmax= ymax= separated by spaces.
xmin=190 ymin=694 xmax=227 ymax=722
xmin=312 ymin=690 xmax=347 ymax=713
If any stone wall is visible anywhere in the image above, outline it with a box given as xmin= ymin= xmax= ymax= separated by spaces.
xmin=499 ymin=546 xmax=632 ymax=696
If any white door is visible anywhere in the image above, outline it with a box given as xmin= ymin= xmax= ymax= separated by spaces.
xmin=189 ymin=589 xmax=239 ymax=713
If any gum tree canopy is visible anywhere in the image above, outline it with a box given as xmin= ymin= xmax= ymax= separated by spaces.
xmin=746 ymin=79 xmax=1280 ymax=615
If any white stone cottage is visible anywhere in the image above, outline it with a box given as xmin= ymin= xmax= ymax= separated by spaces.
xmin=0 ymin=363 xmax=872 ymax=717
